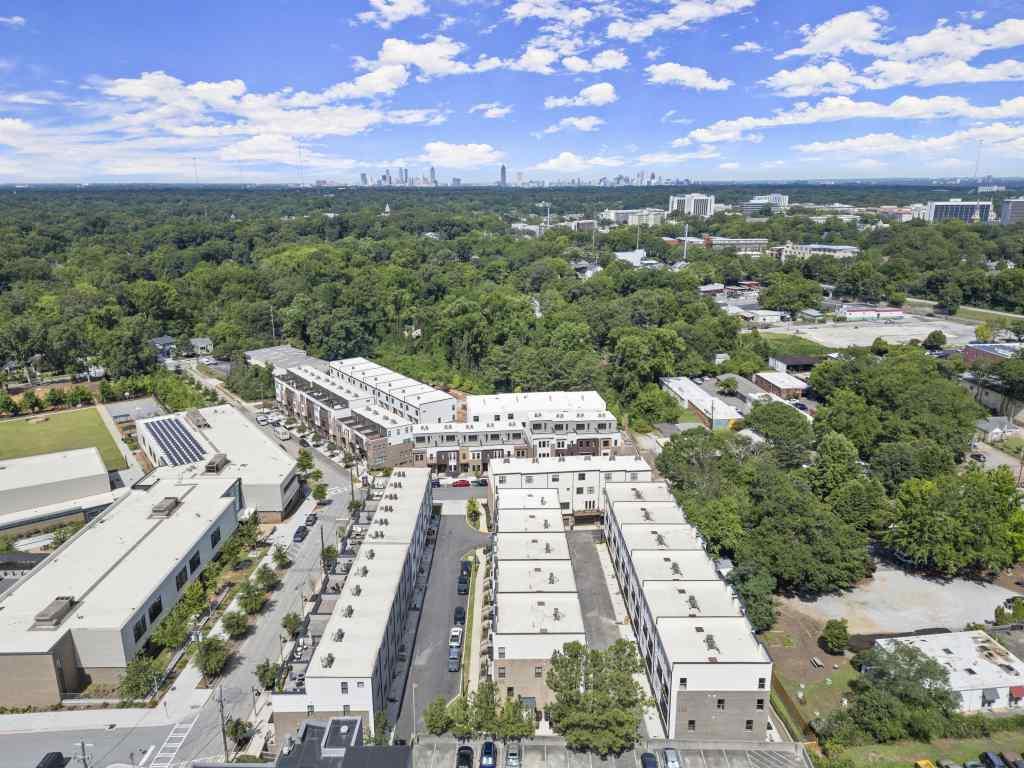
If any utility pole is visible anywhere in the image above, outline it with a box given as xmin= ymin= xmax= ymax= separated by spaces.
xmin=269 ymin=305 xmax=276 ymax=340
xmin=72 ymin=741 xmax=92 ymax=768
xmin=218 ymin=685 xmax=230 ymax=762
xmin=682 ymin=222 xmax=689 ymax=262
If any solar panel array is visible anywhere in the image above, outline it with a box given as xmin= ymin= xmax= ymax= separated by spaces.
xmin=144 ymin=417 xmax=207 ymax=465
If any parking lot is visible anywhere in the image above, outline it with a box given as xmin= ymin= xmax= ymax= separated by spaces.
xmin=412 ymin=739 xmax=811 ymax=768
xmin=772 ymin=317 xmax=977 ymax=348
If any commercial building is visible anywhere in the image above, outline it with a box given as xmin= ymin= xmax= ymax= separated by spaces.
xmin=1002 ymin=198 xmax=1024 ymax=226
xmin=669 ymin=193 xmax=715 ymax=219
xmin=137 ymin=405 xmax=301 ymax=521
xmin=768 ymin=355 xmax=823 ymax=375
xmin=245 ymin=344 xmax=328 ymax=373
xmin=702 ymin=236 xmax=770 ymax=255
xmin=740 ymin=194 xmax=788 ymax=216
xmin=487 ymin=454 xmax=653 ymax=521
xmin=753 ymin=371 xmax=809 ymax=400
xmin=0 ymin=467 xmax=241 ymax=707
xmin=614 ymin=248 xmax=663 ymax=269
xmin=963 ymin=342 xmax=1024 ymax=367
xmin=0 ymin=448 xmax=115 ymax=534
xmin=835 ymin=304 xmax=905 ymax=321
xmin=330 ymin=358 xmax=457 ymax=425
xmin=769 ymin=242 xmax=860 ymax=262
xmin=271 ymin=468 xmax=432 ymax=738
xmin=875 ymin=631 xmax=1024 ymax=712
xmin=603 ymin=481 xmax=772 ymax=740
xmin=661 ymin=377 xmax=742 ymax=430
xmin=601 ymin=208 xmax=664 ymax=225
xmin=627 ymin=209 xmax=668 ymax=227
xmin=926 ymin=199 xmax=993 ymax=223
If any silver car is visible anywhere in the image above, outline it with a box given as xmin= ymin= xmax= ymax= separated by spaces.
xmin=505 ymin=743 xmax=521 ymax=768
xmin=664 ymin=749 xmax=681 ymax=768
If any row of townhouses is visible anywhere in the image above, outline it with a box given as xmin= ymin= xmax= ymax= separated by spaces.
xmin=275 ymin=359 xmax=623 ymax=472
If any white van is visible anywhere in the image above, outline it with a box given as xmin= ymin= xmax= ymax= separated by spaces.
xmin=274 ymin=426 xmax=291 ymax=441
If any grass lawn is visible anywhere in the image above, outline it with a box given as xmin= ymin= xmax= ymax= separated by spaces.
xmin=760 ymin=333 xmax=835 ymax=357
xmin=841 ymin=731 xmax=1024 ymax=768
xmin=776 ymin=662 xmax=859 ymax=724
xmin=0 ymin=407 xmax=127 ymax=470
xmin=998 ymin=436 xmax=1024 ymax=458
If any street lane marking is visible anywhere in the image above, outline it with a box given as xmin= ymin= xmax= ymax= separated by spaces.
xmin=149 ymin=715 xmax=198 ymax=768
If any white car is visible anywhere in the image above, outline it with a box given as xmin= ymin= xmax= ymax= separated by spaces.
xmin=256 ymin=414 xmax=268 ymax=425
xmin=448 ymin=626 xmax=464 ymax=648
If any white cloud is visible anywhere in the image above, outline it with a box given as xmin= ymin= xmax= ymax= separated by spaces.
xmin=510 ymin=46 xmax=561 ymax=74
xmin=930 ymin=157 xmax=970 ymax=169
xmin=760 ymin=60 xmax=860 ymax=97
xmin=761 ymin=159 xmax=785 ymax=168
xmin=607 ymin=0 xmax=756 ymax=43
xmin=732 ymin=41 xmax=763 ymax=52
xmin=645 ymin=63 xmax=733 ymax=91
xmin=792 ymin=122 xmax=1024 ymax=157
xmin=719 ymin=161 xmax=740 ymax=169
xmin=636 ymin=145 xmax=720 ymax=163
xmin=683 ymin=94 xmax=1024 ymax=144
xmin=355 ymin=36 xmax=503 ymax=79
xmin=562 ymin=49 xmax=629 ymax=73
xmin=469 ymin=102 xmax=512 ymax=118
xmin=646 ymin=47 xmax=665 ymax=61
xmin=542 ymin=115 xmax=604 ymax=133
xmin=862 ymin=56 xmax=1024 ymax=89
xmin=532 ymin=151 xmax=625 ymax=172
xmin=661 ymin=109 xmax=693 ymax=125
xmin=0 ymin=16 xmax=25 ymax=28
xmin=357 ymin=0 xmax=429 ymax=28
xmin=846 ymin=158 xmax=886 ymax=170
xmin=417 ymin=141 xmax=504 ymax=168
xmin=506 ymin=0 xmax=595 ymax=26
xmin=776 ymin=6 xmax=890 ymax=60
xmin=544 ymin=82 xmax=617 ymax=108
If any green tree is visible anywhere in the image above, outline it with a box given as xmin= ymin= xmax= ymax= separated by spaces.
xmin=546 ymin=640 xmax=647 ymax=755
xmin=237 ymin=581 xmax=267 ymax=615
xmin=20 ymin=390 xmax=42 ymax=412
xmin=496 ymin=696 xmax=536 ymax=741
xmin=221 ymin=611 xmax=250 ymax=639
xmin=44 ymin=387 xmax=65 ymax=409
xmin=225 ymin=717 xmax=251 ymax=748
xmin=814 ymin=388 xmax=883 ymax=456
xmin=744 ymin=401 xmax=815 ymax=468
xmin=761 ymin=273 xmax=821 ymax=313
xmin=717 ymin=377 xmax=739 ymax=396
xmin=255 ymin=563 xmax=281 ymax=591
xmin=119 ymin=656 xmax=163 ymax=700
xmin=307 ymin=467 xmax=323 ymax=485
xmin=728 ymin=564 xmax=777 ymax=632
xmin=811 ymin=431 xmax=861 ymax=497
xmin=923 ymin=330 xmax=947 ymax=350
xmin=447 ymin=694 xmax=475 ymax=739
xmin=424 ymin=695 xmax=453 ymax=735
xmin=819 ymin=619 xmax=850 ymax=654
xmin=281 ymin=611 xmax=303 ymax=638
xmin=272 ymin=544 xmax=291 ymax=570
xmin=372 ymin=711 xmax=391 ymax=745
xmin=296 ymin=448 xmax=314 ymax=476
xmin=472 ymin=679 xmax=499 ymax=736
xmin=256 ymin=659 xmax=280 ymax=691
xmin=467 ymin=497 xmax=481 ymax=526
xmin=195 ymin=635 xmax=231 ymax=678
xmin=312 ymin=483 xmax=328 ymax=504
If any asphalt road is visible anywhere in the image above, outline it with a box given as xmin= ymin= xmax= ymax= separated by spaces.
xmin=434 ymin=485 xmax=489 ymax=502
xmin=566 ymin=531 xmax=620 ymax=650
xmin=5 ymin=725 xmax=174 ymax=768
xmin=394 ymin=514 xmax=489 ymax=740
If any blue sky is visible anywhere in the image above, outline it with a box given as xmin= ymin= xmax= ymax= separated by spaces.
xmin=0 ymin=0 xmax=1023 ymax=182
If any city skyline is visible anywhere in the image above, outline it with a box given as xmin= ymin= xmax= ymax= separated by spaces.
xmin=0 ymin=1 xmax=1022 ymax=182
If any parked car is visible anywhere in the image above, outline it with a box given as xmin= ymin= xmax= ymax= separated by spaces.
xmin=472 ymin=477 xmax=488 ymax=486
xmin=457 ymin=747 xmax=474 ymax=768
xmin=640 ymin=754 xmax=658 ymax=768
xmin=432 ymin=479 xmax=442 ymax=488
xmin=938 ymin=760 xmax=963 ymax=768
xmin=480 ymin=741 xmax=497 ymax=768
xmin=981 ymin=753 xmax=1007 ymax=768
xmin=1001 ymin=755 xmax=1023 ymax=768
xmin=448 ymin=646 xmax=461 ymax=673
xmin=793 ymin=402 xmax=809 ymax=412
xmin=452 ymin=479 xmax=471 ymax=487
xmin=965 ymin=761 xmax=984 ymax=768
xmin=293 ymin=526 xmax=308 ymax=543
xmin=299 ymin=437 xmax=310 ymax=447
xmin=454 ymin=606 xmax=466 ymax=625
xmin=505 ymin=743 xmax=521 ymax=768
xmin=915 ymin=761 xmax=937 ymax=768
xmin=449 ymin=626 xmax=464 ymax=647
xmin=970 ymin=452 xmax=988 ymax=463
xmin=663 ymin=749 xmax=681 ymax=768
xmin=256 ymin=414 xmax=268 ymax=425
xmin=274 ymin=426 xmax=291 ymax=441
xmin=457 ymin=575 xmax=469 ymax=595
xmin=460 ymin=560 xmax=472 ymax=577
xmin=305 ymin=513 xmax=318 ymax=526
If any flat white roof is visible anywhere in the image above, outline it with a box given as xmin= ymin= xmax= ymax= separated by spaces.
xmin=0 ymin=489 xmax=127 ymax=533
xmin=365 ymin=468 xmax=431 ymax=544
xmin=490 ymin=454 xmax=651 ymax=475
xmin=661 ymin=377 xmax=742 ymax=421
xmin=496 ymin=488 xmax=562 ymax=512
xmin=657 ymin=617 xmax=771 ymax=664
xmin=754 ymin=371 xmax=808 ymax=391
xmin=494 ymin=532 xmax=570 ymax=561
xmin=877 ymin=631 xmax=1024 ymax=692
xmin=466 ymin=391 xmax=610 ymax=419
xmin=284 ymin=365 xmax=370 ymax=406
xmin=604 ymin=482 xmax=676 ymax=505
xmin=640 ymin=581 xmax=743 ymax=620
xmin=630 ymin=549 xmax=720 ymax=582
xmin=330 ymin=358 xmax=455 ymax=407
xmin=496 ymin=561 xmax=577 ymax=593
xmin=0 ymin=447 xmax=108 ymax=496
xmin=619 ymin=524 xmax=704 ymax=553
xmin=495 ymin=508 xmax=565 ymax=533
xmin=609 ymin=501 xmax=690 ymax=527
xmin=495 ymin=593 xmax=585 ymax=636
xmin=0 ymin=468 xmax=237 ymax=653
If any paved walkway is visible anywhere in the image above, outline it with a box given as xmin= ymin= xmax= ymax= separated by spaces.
xmin=467 ymin=546 xmax=486 ymax=694
xmin=96 ymin=402 xmax=146 ymax=486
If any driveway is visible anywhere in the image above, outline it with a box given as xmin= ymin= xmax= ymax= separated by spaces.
xmin=567 ymin=531 xmax=620 ymax=650
xmin=394 ymin=514 xmax=489 ymax=740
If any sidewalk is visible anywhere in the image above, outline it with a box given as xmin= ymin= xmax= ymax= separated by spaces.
xmin=466 ymin=546 xmax=486 ymax=694
xmin=95 ymin=402 xmax=146 ymax=486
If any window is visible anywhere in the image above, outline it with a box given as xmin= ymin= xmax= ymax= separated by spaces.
xmin=577 ymin=472 xmax=586 ymax=481
xmin=175 ymin=567 xmax=188 ymax=591
xmin=687 ymin=720 xmax=696 ymax=732
xmin=498 ymin=647 xmax=506 ymax=659
xmin=716 ymin=699 xmax=726 ymax=710
xmin=210 ymin=527 xmax=221 ymax=549
xmin=133 ymin=616 xmax=147 ymax=642
xmin=507 ymin=413 xmax=514 ymax=421
xmin=188 ymin=550 xmax=201 ymax=575
xmin=587 ymin=486 xmax=594 ymax=494
xmin=554 ymin=423 xmax=564 ymax=431
xmin=535 ymin=666 xmax=543 ymax=678
xmin=576 ymin=487 xmax=583 ymax=495
xmin=506 ymin=687 xmax=514 ymax=698
xmin=341 ymin=682 xmax=349 ymax=694
xmin=148 ymin=597 xmax=163 ymax=622
xmin=551 ymin=474 xmax=559 ymax=482
xmin=499 ymin=476 xmax=507 ymax=485
xmin=756 ymin=699 xmax=765 ymax=711
xmin=758 ymin=677 xmax=766 ymax=690
xmin=560 ymin=502 xmax=570 ymax=511
xmin=357 ymin=681 xmax=365 ymax=688
xmin=679 ymin=677 xmax=687 ymax=690
xmin=525 ymin=476 xmax=533 ymax=484
xmin=473 ymin=416 xmax=480 ymax=422
xmin=343 ymin=705 xmax=351 ymax=715
xmin=745 ymin=720 xmax=754 ymax=731
xmin=629 ymin=472 xmax=638 ymax=481
xmin=498 ymin=667 xmax=506 ymax=679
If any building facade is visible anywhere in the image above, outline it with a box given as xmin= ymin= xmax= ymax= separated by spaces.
xmin=1002 ymin=198 xmax=1024 ymax=226
xmin=926 ymin=199 xmax=993 ymax=223
xmin=669 ymin=194 xmax=715 ymax=219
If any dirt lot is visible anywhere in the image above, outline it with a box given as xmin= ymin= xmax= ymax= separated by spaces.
xmin=773 ymin=317 xmax=977 ymax=348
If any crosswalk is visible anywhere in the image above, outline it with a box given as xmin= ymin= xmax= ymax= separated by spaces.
xmin=149 ymin=716 xmax=198 ymax=768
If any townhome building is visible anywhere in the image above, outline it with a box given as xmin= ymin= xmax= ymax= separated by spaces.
xmin=329 ymin=357 xmax=457 ymax=424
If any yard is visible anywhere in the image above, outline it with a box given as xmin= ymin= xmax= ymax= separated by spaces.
xmin=760 ymin=333 xmax=835 ymax=358
xmin=840 ymin=730 xmax=1024 ymax=768
xmin=0 ymin=407 xmax=127 ymax=470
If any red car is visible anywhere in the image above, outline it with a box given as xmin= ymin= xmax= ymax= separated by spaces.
xmin=452 ymin=479 xmax=471 ymax=487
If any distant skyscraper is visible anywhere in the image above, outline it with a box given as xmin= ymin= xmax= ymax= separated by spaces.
xmin=360 ymin=173 xmax=368 ymax=186
xmin=500 ymin=164 xmax=507 ymax=186
xmin=451 ymin=177 xmax=461 ymax=186
xmin=429 ymin=166 xmax=436 ymax=185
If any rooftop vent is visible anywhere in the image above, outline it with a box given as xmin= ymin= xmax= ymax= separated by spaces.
xmin=205 ymin=453 xmax=229 ymax=474
xmin=333 ymin=629 xmax=345 ymax=642
xmin=705 ymin=634 xmax=719 ymax=653
xmin=186 ymin=410 xmax=210 ymax=429
xmin=151 ymin=497 xmax=181 ymax=518
xmin=343 ymin=605 xmax=354 ymax=618
xmin=33 ymin=596 xmax=75 ymax=629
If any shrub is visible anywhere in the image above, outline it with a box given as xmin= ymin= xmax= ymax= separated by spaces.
xmin=820 ymin=619 xmax=850 ymax=655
